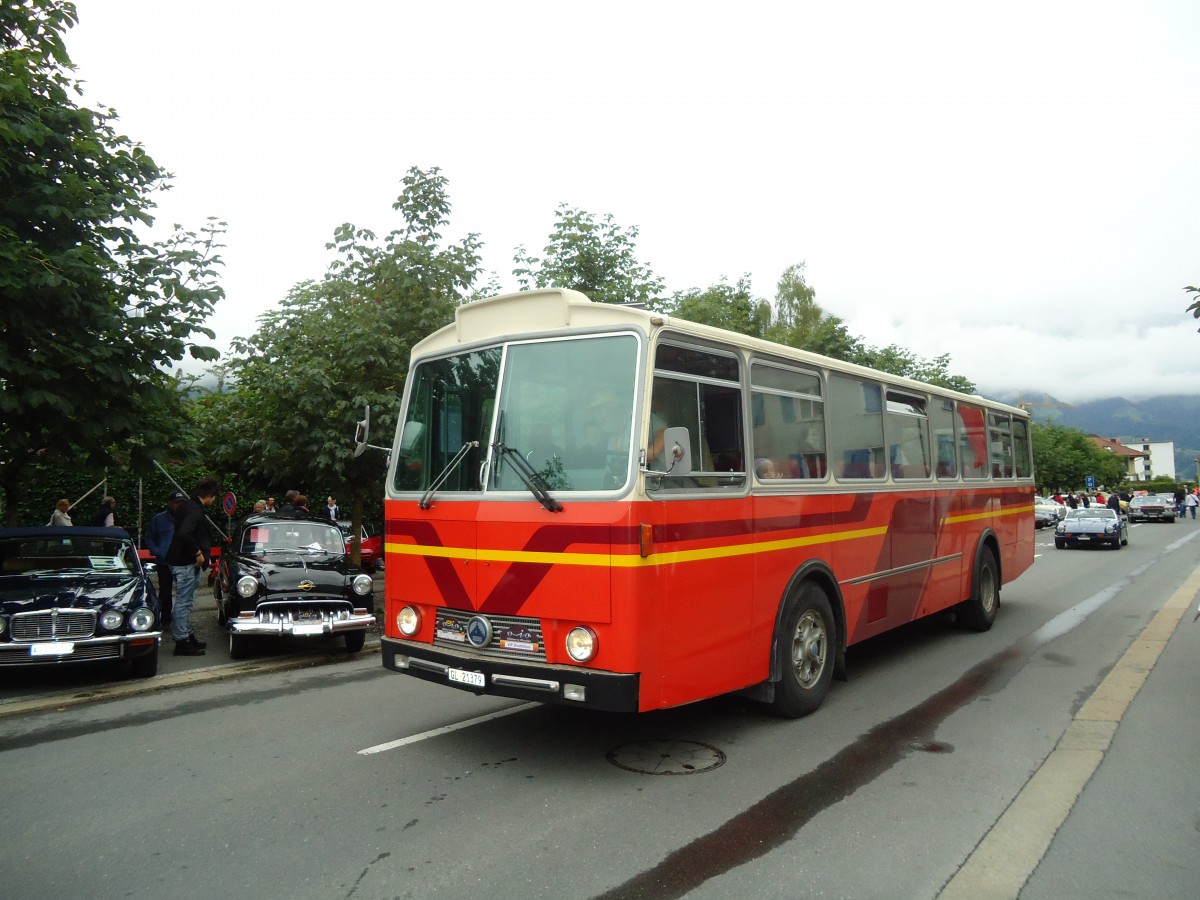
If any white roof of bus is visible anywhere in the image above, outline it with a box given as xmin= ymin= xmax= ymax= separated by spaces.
xmin=411 ymin=288 xmax=1027 ymax=417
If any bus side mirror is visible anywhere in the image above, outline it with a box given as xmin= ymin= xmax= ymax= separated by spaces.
xmin=662 ymin=426 xmax=693 ymax=476
xmin=353 ymin=405 xmax=370 ymax=458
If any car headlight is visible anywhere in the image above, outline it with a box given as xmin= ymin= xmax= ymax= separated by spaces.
xmin=396 ymin=606 xmax=420 ymax=636
xmin=100 ymin=609 xmax=124 ymax=630
xmin=565 ymin=626 xmax=598 ymax=663
xmin=352 ymin=574 xmax=373 ymax=595
xmin=1055 ymin=524 xmax=1065 ymax=533
xmin=0 ymin=616 xmax=7 ymax=636
xmin=129 ymin=608 xmax=156 ymax=632
xmin=236 ymin=575 xmax=259 ymax=598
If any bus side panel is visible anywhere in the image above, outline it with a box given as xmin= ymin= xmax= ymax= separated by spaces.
xmin=1002 ymin=486 xmax=1036 ymax=584
xmin=652 ymin=499 xmax=759 ymax=710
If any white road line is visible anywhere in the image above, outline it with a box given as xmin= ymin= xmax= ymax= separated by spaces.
xmin=358 ymin=702 xmax=540 ymax=755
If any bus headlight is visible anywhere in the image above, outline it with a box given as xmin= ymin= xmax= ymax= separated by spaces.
xmin=396 ymin=606 xmax=421 ymax=636
xmin=565 ymin=626 xmax=597 ymax=663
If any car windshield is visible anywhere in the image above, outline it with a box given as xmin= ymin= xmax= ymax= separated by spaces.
xmin=1067 ymin=509 xmax=1116 ymax=520
xmin=1130 ymin=497 xmax=1159 ymax=506
xmin=241 ymin=522 xmax=345 ymax=555
xmin=0 ymin=536 xmax=138 ymax=575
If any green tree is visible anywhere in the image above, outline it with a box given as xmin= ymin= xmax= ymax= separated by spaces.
xmin=1186 ymin=284 xmax=1199 ymax=330
xmin=667 ymin=276 xmax=767 ymax=336
xmin=1032 ymin=423 xmax=1125 ymax=492
xmin=0 ymin=1 xmax=225 ymax=523
xmin=763 ymin=262 xmax=861 ymax=360
xmin=206 ymin=167 xmax=480 ymax=555
xmin=513 ymin=206 xmax=665 ymax=307
xmin=852 ymin=345 xmax=976 ymax=394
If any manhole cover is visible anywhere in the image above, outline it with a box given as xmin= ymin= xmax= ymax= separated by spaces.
xmin=606 ymin=739 xmax=726 ymax=775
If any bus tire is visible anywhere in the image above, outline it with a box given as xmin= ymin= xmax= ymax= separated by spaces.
xmin=770 ymin=582 xmax=836 ymax=719
xmin=958 ymin=545 xmax=999 ymax=632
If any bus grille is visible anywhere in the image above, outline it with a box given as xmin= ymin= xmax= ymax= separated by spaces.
xmin=433 ymin=608 xmax=546 ymax=661
xmin=10 ymin=609 xmax=96 ymax=641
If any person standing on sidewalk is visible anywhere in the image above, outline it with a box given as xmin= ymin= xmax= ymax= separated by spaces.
xmin=166 ymin=477 xmax=220 ymax=656
xmin=145 ymin=492 xmax=185 ymax=628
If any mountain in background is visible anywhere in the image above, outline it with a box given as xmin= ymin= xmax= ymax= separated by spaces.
xmin=993 ymin=391 xmax=1200 ymax=481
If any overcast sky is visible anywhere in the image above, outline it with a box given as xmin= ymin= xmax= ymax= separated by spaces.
xmin=67 ymin=0 xmax=1200 ymax=402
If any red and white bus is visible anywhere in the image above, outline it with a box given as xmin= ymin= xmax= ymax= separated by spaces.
xmin=374 ymin=289 xmax=1034 ymax=716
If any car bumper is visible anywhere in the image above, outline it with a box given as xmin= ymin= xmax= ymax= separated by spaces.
xmin=0 ymin=633 xmax=160 ymax=666
xmin=381 ymin=636 xmax=641 ymax=712
xmin=229 ymin=610 xmax=375 ymax=637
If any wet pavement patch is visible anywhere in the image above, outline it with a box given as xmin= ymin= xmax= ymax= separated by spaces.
xmin=606 ymin=740 xmax=727 ymax=775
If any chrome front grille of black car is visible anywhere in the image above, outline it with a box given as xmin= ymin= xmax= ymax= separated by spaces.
xmin=9 ymin=609 xmax=96 ymax=642
xmin=433 ymin=608 xmax=547 ymax=661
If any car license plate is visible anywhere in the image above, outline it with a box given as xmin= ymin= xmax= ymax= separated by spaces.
xmin=448 ymin=667 xmax=486 ymax=688
xmin=292 ymin=622 xmax=324 ymax=636
xmin=31 ymin=642 xmax=75 ymax=656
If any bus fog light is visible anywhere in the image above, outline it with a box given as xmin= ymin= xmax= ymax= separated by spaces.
xmin=396 ymin=606 xmax=420 ymax=636
xmin=563 ymin=684 xmax=587 ymax=702
xmin=565 ymin=626 xmax=597 ymax=662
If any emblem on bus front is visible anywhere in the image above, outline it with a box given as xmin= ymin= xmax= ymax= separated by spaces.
xmin=466 ymin=615 xmax=492 ymax=648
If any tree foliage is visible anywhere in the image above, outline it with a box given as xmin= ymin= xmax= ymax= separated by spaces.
xmin=1032 ymin=423 xmax=1127 ymax=492
xmin=0 ymin=0 xmax=224 ymax=523
xmin=667 ymin=276 xmax=768 ymax=336
xmin=204 ymin=167 xmax=480 ymax=546
xmin=1186 ymin=284 xmax=1200 ymax=331
xmin=513 ymin=206 xmax=664 ymax=307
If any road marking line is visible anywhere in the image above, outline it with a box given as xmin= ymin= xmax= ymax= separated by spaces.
xmin=358 ymin=702 xmax=540 ymax=755
xmin=938 ymin=563 xmax=1200 ymax=899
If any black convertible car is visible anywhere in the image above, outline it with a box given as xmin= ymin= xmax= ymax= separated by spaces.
xmin=0 ymin=526 xmax=161 ymax=677
xmin=214 ymin=514 xmax=375 ymax=658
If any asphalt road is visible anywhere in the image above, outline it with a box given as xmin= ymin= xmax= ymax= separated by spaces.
xmin=1 ymin=522 xmax=1198 ymax=899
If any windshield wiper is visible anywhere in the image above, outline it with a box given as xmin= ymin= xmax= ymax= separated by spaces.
xmin=490 ymin=411 xmax=561 ymax=512
xmin=491 ymin=442 xmax=563 ymax=512
xmin=419 ymin=441 xmax=479 ymax=510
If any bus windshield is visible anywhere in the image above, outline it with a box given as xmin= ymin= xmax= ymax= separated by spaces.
xmin=393 ymin=333 xmax=640 ymax=495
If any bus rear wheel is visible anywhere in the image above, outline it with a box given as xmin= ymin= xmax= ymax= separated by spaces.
xmin=958 ymin=546 xmax=999 ymax=632
xmin=770 ymin=582 xmax=835 ymax=719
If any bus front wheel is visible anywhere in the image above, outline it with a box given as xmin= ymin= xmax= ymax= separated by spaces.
xmin=770 ymin=582 xmax=836 ymax=719
xmin=958 ymin=546 xmax=999 ymax=632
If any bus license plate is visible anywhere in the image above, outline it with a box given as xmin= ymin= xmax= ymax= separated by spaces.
xmin=448 ymin=668 xmax=486 ymax=688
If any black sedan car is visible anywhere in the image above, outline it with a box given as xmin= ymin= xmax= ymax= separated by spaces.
xmin=0 ymin=526 xmax=160 ymax=677
xmin=1054 ymin=508 xmax=1129 ymax=550
xmin=214 ymin=514 xmax=375 ymax=659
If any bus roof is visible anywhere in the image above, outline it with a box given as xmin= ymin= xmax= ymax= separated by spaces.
xmin=413 ymin=288 xmax=1027 ymax=417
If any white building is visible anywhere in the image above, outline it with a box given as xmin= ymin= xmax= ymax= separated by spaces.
xmin=1117 ymin=436 xmax=1176 ymax=481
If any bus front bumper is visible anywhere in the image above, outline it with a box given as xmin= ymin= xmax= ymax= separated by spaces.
xmin=381 ymin=636 xmax=640 ymax=712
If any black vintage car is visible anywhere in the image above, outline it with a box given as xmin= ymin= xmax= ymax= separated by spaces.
xmin=214 ymin=514 xmax=375 ymax=659
xmin=0 ymin=526 xmax=160 ymax=677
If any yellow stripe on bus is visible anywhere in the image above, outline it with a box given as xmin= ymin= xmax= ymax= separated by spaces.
xmin=943 ymin=504 xmax=1033 ymax=526
xmin=384 ymin=525 xmax=889 ymax=569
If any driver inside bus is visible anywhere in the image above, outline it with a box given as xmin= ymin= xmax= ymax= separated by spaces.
xmin=578 ymin=390 xmax=630 ymax=470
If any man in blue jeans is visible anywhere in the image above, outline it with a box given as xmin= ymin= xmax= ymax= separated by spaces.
xmin=166 ymin=477 xmax=221 ymax=655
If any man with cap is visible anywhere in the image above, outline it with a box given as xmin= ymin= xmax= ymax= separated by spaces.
xmin=145 ymin=491 xmax=187 ymax=627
